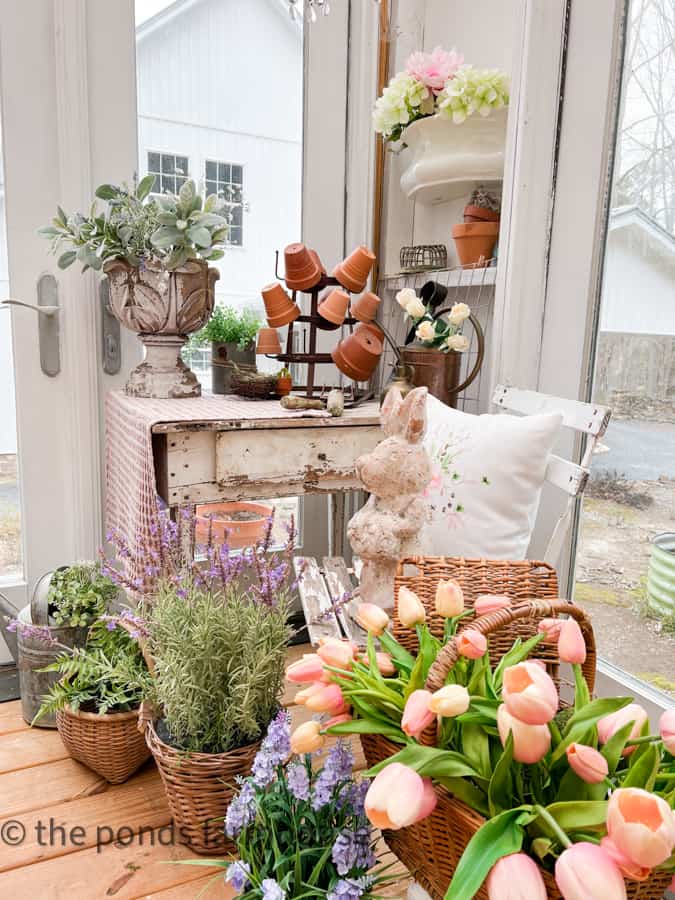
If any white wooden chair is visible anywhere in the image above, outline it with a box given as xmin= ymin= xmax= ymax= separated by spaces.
xmin=491 ymin=383 xmax=611 ymax=567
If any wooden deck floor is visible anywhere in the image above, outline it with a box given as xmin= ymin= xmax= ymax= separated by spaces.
xmin=0 ymin=645 xmax=409 ymax=899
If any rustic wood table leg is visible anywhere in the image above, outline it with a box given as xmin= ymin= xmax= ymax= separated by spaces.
xmin=329 ymin=492 xmax=346 ymax=557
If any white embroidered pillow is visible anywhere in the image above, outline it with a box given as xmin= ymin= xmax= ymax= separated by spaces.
xmin=422 ymin=397 xmax=563 ymax=560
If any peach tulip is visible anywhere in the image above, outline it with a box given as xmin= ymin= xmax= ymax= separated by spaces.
xmin=486 ymin=853 xmax=547 ymax=900
xmin=502 ymin=661 xmax=559 ymax=725
xmin=600 ymin=837 xmax=651 ymax=882
xmin=374 ymin=651 xmax=396 ymax=677
xmin=538 ymin=617 xmax=563 ymax=642
xmin=290 ymin=720 xmax=325 ymax=754
xmin=293 ymin=682 xmax=325 ymax=705
xmin=598 ymin=703 xmax=649 ymax=756
xmin=286 ymin=654 xmax=325 ymax=684
xmin=497 ymin=704 xmax=551 ymax=764
xmin=557 ymin=617 xmax=587 ymax=664
xmin=435 ymin=580 xmax=464 ymax=617
xmin=355 ymin=602 xmax=390 ymax=636
xmin=323 ymin=712 xmax=353 ymax=729
xmin=402 ymin=689 xmax=435 ymax=738
xmin=317 ymin=638 xmax=355 ymax=669
xmin=397 ymin=586 xmax=426 ymax=627
xmin=365 ymin=763 xmax=436 ymax=830
xmin=456 ymin=629 xmax=487 ymax=659
xmin=554 ymin=842 xmax=627 ymax=900
xmin=304 ymin=682 xmax=348 ymax=716
xmin=659 ymin=708 xmax=675 ymax=754
xmin=474 ymin=594 xmax=511 ymax=617
xmin=429 ymin=684 xmax=470 ymax=718
xmin=566 ymin=742 xmax=609 ymax=784
xmin=606 ymin=787 xmax=675 ymax=869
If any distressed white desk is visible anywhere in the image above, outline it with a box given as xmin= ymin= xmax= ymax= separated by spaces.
xmin=150 ymin=401 xmax=382 ymax=555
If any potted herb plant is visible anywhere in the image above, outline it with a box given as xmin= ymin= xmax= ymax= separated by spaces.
xmin=33 ymin=612 xmax=153 ymax=783
xmin=193 ymin=305 xmax=261 ymax=394
xmin=0 ymin=561 xmax=119 ymax=726
xmin=135 ymin=513 xmax=296 ymax=854
xmin=195 ymin=711 xmax=396 ymax=898
xmin=39 ymin=177 xmax=233 ymax=398
xmin=394 ymin=288 xmax=484 ymax=407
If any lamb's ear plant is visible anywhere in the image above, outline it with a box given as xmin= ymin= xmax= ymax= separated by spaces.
xmin=47 ymin=561 xmax=118 ymax=627
xmin=39 ymin=176 xmax=235 ymax=272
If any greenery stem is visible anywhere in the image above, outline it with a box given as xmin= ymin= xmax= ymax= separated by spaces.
xmin=548 ymin=719 xmax=563 ymax=746
xmin=625 ymin=734 xmax=661 ymax=746
xmin=534 ymin=805 xmax=572 ymax=849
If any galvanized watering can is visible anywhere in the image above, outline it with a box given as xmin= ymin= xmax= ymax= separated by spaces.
xmin=0 ymin=571 xmax=88 ymax=727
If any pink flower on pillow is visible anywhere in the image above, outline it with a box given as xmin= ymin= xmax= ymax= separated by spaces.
xmin=424 ymin=467 xmax=443 ymax=497
xmin=406 ymin=46 xmax=464 ymax=93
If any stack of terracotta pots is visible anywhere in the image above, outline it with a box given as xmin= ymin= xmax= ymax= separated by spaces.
xmin=451 ymin=191 xmax=500 ymax=268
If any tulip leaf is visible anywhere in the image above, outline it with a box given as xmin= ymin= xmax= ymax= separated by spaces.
xmin=378 ymin=630 xmax=415 ymax=673
xmin=488 ymin=732 xmax=514 ymax=816
xmin=492 ymin=633 xmax=545 ymax=690
xmin=436 ymin=776 xmax=489 ymax=817
xmin=364 ymin=744 xmax=479 ymax=780
xmin=563 ymin=697 xmax=632 ymax=738
xmin=600 ymin=720 xmax=635 ymax=774
xmin=543 ymin=800 xmax=608 ymax=832
xmin=573 ymin=663 xmax=591 ymax=710
xmin=622 ymin=742 xmax=660 ymax=790
xmin=325 ymin=718 xmax=406 ymax=742
xmin=555 ymin=766 xmax=606 ymax=803
xmin=443 ymin=806 xmax=534 ymax=900
xmin=462 ymin=723 xmax=491 ymax=778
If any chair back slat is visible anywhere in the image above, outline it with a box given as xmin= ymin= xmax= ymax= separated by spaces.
xmin=492 ymin=384 xmax=611 ymax=438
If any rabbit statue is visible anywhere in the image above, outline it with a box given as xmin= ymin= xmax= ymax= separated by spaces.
xmin=348 ymin=385 xmax=431 ymax=609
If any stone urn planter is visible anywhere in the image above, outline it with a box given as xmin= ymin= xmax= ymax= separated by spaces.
xmin=103 ymin=258 xmax=219 ymax=399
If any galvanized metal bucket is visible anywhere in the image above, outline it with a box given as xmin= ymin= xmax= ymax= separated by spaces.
xmin=647 ymin=533 xmax=675 ymax=618
xmin=0 ymin=572 xmax=88 ymax=727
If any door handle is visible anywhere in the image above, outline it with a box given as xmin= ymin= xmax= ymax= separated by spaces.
xmin=0 ymin=274 xmax=61 ymax=376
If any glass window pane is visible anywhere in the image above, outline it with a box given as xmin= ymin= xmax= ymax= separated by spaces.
xmin=218 ymin=162 xmax=230 ymax=182
xmin=205 ymin=160 xmax=217 ymax=181
xmin=205 ymin=180 xmax=217 ymax=197
xmin=231 ymin=164 xmax=243 ymax=184
xmin=147 ymin=151 xmax=160 ymax=173
xmin=229 ymin=226 xmax=242 ymax=245
xmin=150 ymin=173 xmax=160 ymax=193
xmin=161 ymin=174 xmax=175 ymax=194
xmin=176 ymin=156 xmax=188 ymax=176
xmin=161 ymin=153 xmax=175 ymax=173
xmin=574 ymin=0 xmax=675 ymax=697
xmin=232 ymin=205 xmax=242 ymax=227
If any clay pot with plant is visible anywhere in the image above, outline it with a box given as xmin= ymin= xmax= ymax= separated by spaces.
xmin=40 ymin=177 xmax=233 ymax=398
xmin=452 ymin=185 xmax=501 ymax=268
xmin=193 ymin=306 xmax=261 ymax=395
xmin=276 ymin=367 xmax=293 ymax=397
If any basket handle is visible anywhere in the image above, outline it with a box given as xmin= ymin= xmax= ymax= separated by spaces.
xmin=432 ymin=310 xmax=485 ymax=395
xmin=114 ymin=617 xmax=156 ymax=677
xmin=424 ymin=598 xmax=596 ymax=695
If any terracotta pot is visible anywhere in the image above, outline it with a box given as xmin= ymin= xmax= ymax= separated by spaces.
xmin=463 ymin=204 xmax=500 ymax=223
xmin=256 ymin=328 xmax=282 ymax=355
xmin=276 ymin=373 xmax=292 ymax=397
xmin=308 ymin=248 xmax=326 ymax=275
xmin=331 ymin=329 xmax=383 ymax=382
xmin=261 ymin=282 xmax=300 ymax=328
xmin=211 ymin=341 xmax=255 ymax=395
xmin=333 ymin=245 xmax=376 ymax=293
xmin=195 ymin=501 xmax=274 ymax=550
xmin=355 ymin=321 xmax=384 ymax=342
xmin=350 ymin=291 xmax=381 ymax=323
xmin=451 ymin=222 xmax=499 ymax=268
xmin=284 ymin=243 xmax=321 ymax=292
xmin=103 ymin=258 xmax=219 ymax=399
xmin=318 ymin=288 xmax=350 ymax=327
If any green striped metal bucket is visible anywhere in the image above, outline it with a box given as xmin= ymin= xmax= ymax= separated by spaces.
xmin=647 ymin=532 xmax=675 ymax=617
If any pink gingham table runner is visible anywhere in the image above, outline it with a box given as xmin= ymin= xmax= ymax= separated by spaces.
xmin=105 ymin=390 xmax=332 ymax=586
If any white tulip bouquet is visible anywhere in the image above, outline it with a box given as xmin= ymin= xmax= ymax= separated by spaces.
xmin=396 ymin=288 xmax=471 ymax=353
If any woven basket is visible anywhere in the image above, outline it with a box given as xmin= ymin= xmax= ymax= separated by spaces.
xmin=144 ymin=714 xmax=260 ymax=855
xmin=231 ymin=372 xmax=278 ymax=399
xmin=56 ymin=705 xmax=150 ymax=784
xmin=362 ymin=599 xmax=670 ymax=900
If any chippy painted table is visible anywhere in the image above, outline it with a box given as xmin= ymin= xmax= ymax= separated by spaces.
xmin=105 ymin=391 xmax=381 ymax=566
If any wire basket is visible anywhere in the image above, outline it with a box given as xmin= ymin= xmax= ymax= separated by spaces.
xmin=399 ymin=244 xmax=448 ymax=273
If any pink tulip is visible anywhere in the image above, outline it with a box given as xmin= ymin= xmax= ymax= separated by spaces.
xmin=538 ymin=617 xmax=563 ymax=643
xmin=566 ymin=742 xmax=609 ymax=784
xmin=374 ymin=652 xmax=396 ymax=677
xmin=606 ymin=787 xmax=675 ymax=869
xmin=555 ymin=842 xmax=627 ymax=900
xmin=659 ymin=708 xmax=675 ymax=754
xmin=355 ymin=602 xmax=390 ymax=636
xmin=317 ymin=638 xmax=355 ymax=669
xmin=502 ymin=661 xmax=559 ymax=725
xmin=415 ymin=777 xmax=438 ymax=823
xmin=474 ymin=594 xmax=511 ymax=617
xmin=429 ymin=684 xmax=470 ymax=717
xmin=293 ymin=682 xmax=324 ymax=705
xmin=365 ymin=763 xmax=435 ymax=830
xmin=600 ymin=837 xmax=651 ymax=882
xmin=397 ymin=586 xmax=426 ymax=627
xmin=598 ymin=704 xmax=649 ymax=756
xmin=497 ymin=704 xmax=551 ymax=764
xmin=286 ymin=653 xmax=325 ymax=684
xmin=456 ymin=629 xmax=487 ymax=659
xmin=304 ymin=683 xmax=348 ymax=716
xmin=435 ymin=580 xmax=464 ymax=617
xmin=557 ymin=617 xmax=587 ymax=664
xmin=290 ymin=720 xmax=326 ymax=754
xmin=486 ymin=853 xmax=547 ymax=900
xmin=401 ymin=689 xmax=435 ymax=739
xmin=323 ymin=712 xmax=353 ymax=729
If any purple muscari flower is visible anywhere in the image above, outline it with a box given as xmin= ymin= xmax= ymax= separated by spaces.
xmin=225 ymin=781 xmax=256 ymax=838
xmin=225 ymin=860 xmax=251 ymax=892
xmin=286 ymin=762 xmax=310 ymax=802
xmin=327 ymin=876 xmax=372 ymax=900
xmin=331 ymin=827 xmax=377 ymax=876
xmin=251 ymin=710 xmax=291 ymax=787
xmin=261 ymin=879 xmax=286 ymax=900
xmin=312 ymin=741 xmax=354 ymax=810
